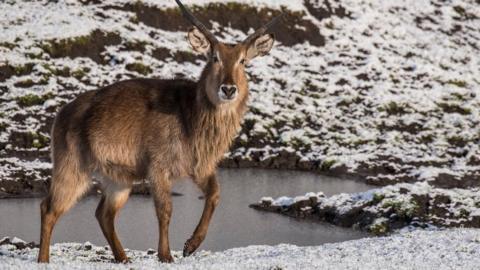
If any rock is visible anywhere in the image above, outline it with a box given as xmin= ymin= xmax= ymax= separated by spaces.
xmin=297 ymin=159 xmax=316 ymax=170
xmin=269 ymin=150 xmax=299 ymax=170
xmin=0 ymin=237 xmax=11 ymax=246
xmin=82 ymin=242 xmax=93 ymax=251
xmin=11 ymin=237 xmax=27 ymax=250
xmin=333 ymin=204 xmax=367 ymax=227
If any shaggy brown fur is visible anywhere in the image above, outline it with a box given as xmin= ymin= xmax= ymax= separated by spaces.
xmin=37 ymin=39 xmax=276 ymax=263
xmin=38 ymin=1 xmax=280 ymax=263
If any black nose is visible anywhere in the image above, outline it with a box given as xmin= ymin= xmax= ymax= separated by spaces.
xmin=220 ymin=85 xmax=237 ymax=99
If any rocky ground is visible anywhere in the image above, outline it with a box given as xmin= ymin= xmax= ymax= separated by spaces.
xmin=0 ymin=0 xmax=479 ymax=232
xmin=2 ymin=229 xmax=480 ymax=269
xmin=251 ymin=182 xmax=480 ymax=235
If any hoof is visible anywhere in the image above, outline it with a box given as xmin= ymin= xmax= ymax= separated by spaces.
xmin=37 ymin=258 xmax=49 ymax=264
xmin=37 ymin=254 xmax=49 ymax=264
xmin=183 ymin=237 xmax=201 ymax=257
xmin=113 ymin=252 xmax=130 ymax=264
xmin=116 ymin=257 xmax=131 ymax=264
xmin=158 ymin=253 xmax=174 ymax=263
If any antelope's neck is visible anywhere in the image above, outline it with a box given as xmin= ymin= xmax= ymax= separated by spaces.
xmin=190 ymin=86 xmax=247 ymax=178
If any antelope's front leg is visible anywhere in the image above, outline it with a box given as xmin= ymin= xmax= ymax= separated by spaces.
xmin=184 ymin=173 xmax=220 ymax=256
xmin=150 ymin=173 xmax=174 ymax=263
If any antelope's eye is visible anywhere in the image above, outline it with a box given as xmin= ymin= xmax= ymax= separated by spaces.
xmin=212 ymin=54 xmax=219 ymax=63
xmin=240 ymin=58 xmax=246 ymax=65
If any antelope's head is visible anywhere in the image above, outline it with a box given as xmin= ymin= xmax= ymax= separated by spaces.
xmin=175 ymin=0 xmax=283 ymax=106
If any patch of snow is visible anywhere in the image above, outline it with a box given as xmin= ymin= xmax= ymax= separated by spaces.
xmin=2 ymin=229 xmax=480 ymax=269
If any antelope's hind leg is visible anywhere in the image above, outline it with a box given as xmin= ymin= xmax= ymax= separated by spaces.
xmin=183 ymin=173 xmax=220 ymax=257
xmin=38 ymin=162 xmax=91 ymax=263
xmin=95 ymin=181 xmax=132 ymax=263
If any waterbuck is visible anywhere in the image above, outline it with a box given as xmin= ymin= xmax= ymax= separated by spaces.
xmin=37 ymin=0 xmax=283 ymax=263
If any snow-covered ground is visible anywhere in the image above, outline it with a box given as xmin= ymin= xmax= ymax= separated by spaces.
xmin=0 ymin=0 xmax=479 ymax=232
xmin=1 ymin=0 xmax=479 ymax=182
xmin=253 ymin=183 xmax=480 ymax=234
xmin=1 ymin=229 xmax=480 ymax=269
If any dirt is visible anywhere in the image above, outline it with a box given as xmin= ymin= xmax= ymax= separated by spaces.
xmin=107 ymin=2 xmax=325 ymax=46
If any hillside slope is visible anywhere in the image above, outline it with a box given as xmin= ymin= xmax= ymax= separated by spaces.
xmin=0 ymin=0 xmax=479 ymax=229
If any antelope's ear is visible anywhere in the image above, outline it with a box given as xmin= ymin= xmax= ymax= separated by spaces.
xmin=187 ymin=27 xmax=211 ymax=55
xmin=246 ymin=33 xmax=274 ymax=60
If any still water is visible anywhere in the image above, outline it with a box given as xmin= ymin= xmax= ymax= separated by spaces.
xmin=0 ymin=169 xmax=373 ymax=251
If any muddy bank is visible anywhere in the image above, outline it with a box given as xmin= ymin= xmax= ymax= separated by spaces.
xmin=1 ymin=155 xmax=476 ymax=199
xmin=250 ymin=181 xmax=480 ymax=235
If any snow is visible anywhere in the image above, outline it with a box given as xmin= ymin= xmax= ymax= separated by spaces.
xmin=272 ymin=196 xmax=294 ymax=207
xmin=10 ymin=237 xmax=26 ymax=245
xmin=258 ymin=181 xmax=480 ymax=229
xmin=0 ymin=0 xmax=479 ymax=241
xmin=1 ymin=229 xmax=480 ymax=269
xmin=2 ymin=0 xmax=479 ymax=184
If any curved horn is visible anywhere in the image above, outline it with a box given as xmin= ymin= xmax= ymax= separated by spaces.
xmin=174 ymin=0 xmax=218 ymax=44
xmin=243 ymin=13 xmax=285 ymax=45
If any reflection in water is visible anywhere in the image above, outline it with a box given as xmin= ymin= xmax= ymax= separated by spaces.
xmin=0 ymin=169 xmax=373 ymax=251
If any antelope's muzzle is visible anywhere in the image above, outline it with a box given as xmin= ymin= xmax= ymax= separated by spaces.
xmin=219 ymin=84 xmax=238 ymax=101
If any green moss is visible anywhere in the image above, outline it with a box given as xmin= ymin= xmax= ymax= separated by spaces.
xmin=320 ymin=159 xmax=336 ymax=171
xmin=71 ymin=67 xmax=91 ymax=80
xmin=41 ymin=35 xmax=92 ymax=56
xmin=389 ymin=74 xmax=400 ymax=84
xmin=16 ymin=92 xmax=54 ymax=107
xmin=381 ymin=199 xmax=418 ymax=218
xmin=38 ymin=76 xmax=50 ymax=85
xmin=446 ymin=79 xmax=467 ymax=88
xmin=420 ymin=134 xmax=434 ymax=144
xmin=42 ymin=64 xmax=70 ymax=77
xmin=29 ymin=131 xmax=49 ymax=149
xmin=439 ymin=63 xmax=450 ymax=70
xmin=39 ymin=30 xmax=121 ymax=63
xmin=126 ymin=62 xmax=152 ymax=75
xmin=25 ymin=51 xmax=43 ymax=59
xmin=379 ymin=101 xmax=408 ymax=115
xmin=350 ymin=139 xmax=371 ymax=146
xmin=325 ymin=21 xmax=335 ymax=29
xmin=447 ymin=135 xmax=468 ymax=147
xmin=0 ymin=42 xmax=16 ymax=49
xmin=13 ymin=63 xmax=35 ymax=75
xmin=437 ymin=102 xmax=471 ymax=115
xmin=292 ymin=116 xmax=303 ymax=129
xmin=452 ymin=5 xmax=477 ymax=19
xmin=123 ymin=40 xmax=149 ymax=52
xmin=369 ymin=219 xmax=389 ymax=235
xmin=173 ymin=50 xmax=198 ymax=63
xmin=291 ymin=138 xmax=311 ymax=151
xmin=129 ymin=15 xmax=139 ymax=24
xmin=372 ymin=193 xmax=385 ymax=204
xmin=450 ymin=93 xmax=466 ymax=100
xmin=453 ymin=6 xmax=466 ymax=16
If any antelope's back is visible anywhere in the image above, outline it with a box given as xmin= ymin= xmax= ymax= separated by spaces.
xmin=52 ymin=78 xmax=197 ymax=171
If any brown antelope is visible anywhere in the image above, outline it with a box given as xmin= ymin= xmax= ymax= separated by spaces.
xmin=37 ymin=0 xmax=283 ymax=263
